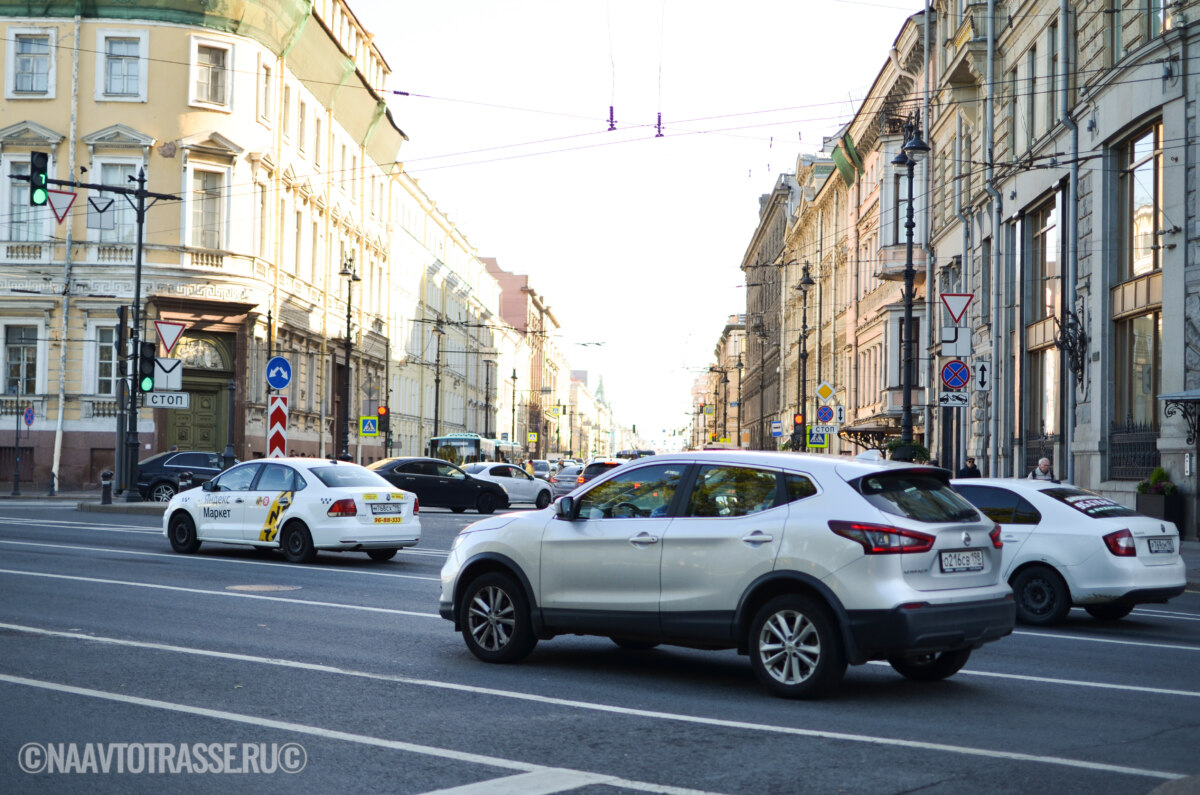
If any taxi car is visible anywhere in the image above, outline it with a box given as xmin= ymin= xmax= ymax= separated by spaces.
xmin=163 ymin=457 xmax=420 ymax=563
xmin=441 ymin=451 xmax=1014 ymax=699
xmin=951 ymin=478 xmax=1186 ymax=624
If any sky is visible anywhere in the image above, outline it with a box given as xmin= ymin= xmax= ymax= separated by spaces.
xmin=348 ymin=0 xmax=923 ymax=450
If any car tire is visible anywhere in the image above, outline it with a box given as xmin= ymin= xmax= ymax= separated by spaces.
xmin=451 ymin=507 xmax=467 ymax=514
xmin=535 ymin=490 xmax=551 ymax=510
xmin=476 ymin=492 xmax=497 ymax=514
xmin=887 ymin=648 xmax=972 ymax=682
xmin=167 ymin=512 xmax=201 ymax=554
xmin=149 ymin=481 xmax=177 ymax=502
xmin=367 ymin=548 xmax=398 ymax=562
xmin=1011 ymin=565 xmax=1072 ymax=625
xmin=748 ymin=594 xmax=845 ymax=699
xmin=1085 ymin=603 xmax=1134 ymax=621
xmin=281 ymin=521 xmax=317 ymax=564
xmin=459 ymin=572 xmax=537 ymax=663
xmin=610 ymin=637 xmax=659 ymax=651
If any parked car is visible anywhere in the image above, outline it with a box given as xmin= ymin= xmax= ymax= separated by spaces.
xmin=530 ymin=459 xmax=552 ymax=480
xmin=137 ymin=450 xmax=228 ymax=502
xmin=577 ymin=458 xmax=625 ymax=486
xmin=549 ymin=465 xmax=582 ymax=498
xmin=464 ymin=462 xmax=553 ymax=509
xmin=440 ymin=452 xmax=1014 ymax=698
xmin=163 ymin=457 xmax=419 ymax=563
xmin=951 ymin=478 xmax=1186 ymax=625
xmin=368 ymin=457 xmax=509 ymax=514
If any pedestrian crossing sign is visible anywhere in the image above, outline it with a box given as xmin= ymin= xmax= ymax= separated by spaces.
xmin=807 ymin=430 xmax=829 ymax=448
xmin=360 ymin=416 xmax=379 ymax=436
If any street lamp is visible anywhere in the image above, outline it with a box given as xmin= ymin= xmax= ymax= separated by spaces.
xmin=482 ymin=359 xmax=495 ymax=438
xmin=794 ymin=262 xmax=815 ymax=451
xmin=720 ymin=370 xmax=730 ymax=441
xmin=891 ymin=111 xmax=930 ymax=460
xmin=736 ymin=354 xmax=743 ymax=448
xmin=339 ymin=254 xmax=361 ymax=461
xmin=751 ymin=321 xmax=767 ymax=449
xmin=432 ymin=320 xmax=445 ymax=438
xmin=511 ymin=368 xmax=518 ymax=445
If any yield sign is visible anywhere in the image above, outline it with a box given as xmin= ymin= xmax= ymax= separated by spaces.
xmin=46 ymin=189 xmax=78 ymax=224
xmin=267 ymin=395 xmax=289 ymax=458
xmin=941 ymin=293 xmax=974 ymax=324
xmin=154 ymin=321 xmax=187 ymax=355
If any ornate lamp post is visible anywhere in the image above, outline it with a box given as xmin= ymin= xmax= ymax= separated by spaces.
xmin=432 ymin=321 xmax=445 ymax=438
xmin=891 ymin=112 xmax=930 ymax=460
xmin=735 ymin=354 xmax=743 ymax=447
xmin=510 ymin=368 xmax=518 ymax=445
xmin=794 ymin=262 xmax=815 ymax=451
xmin=338 ymin=254 xmax=361 ymax=460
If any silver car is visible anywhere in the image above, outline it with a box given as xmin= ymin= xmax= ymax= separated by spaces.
xmin=548 ymin=465 xmax=582 ymax=498
xmin=440 ymin=451 xmax=1014 ymax=698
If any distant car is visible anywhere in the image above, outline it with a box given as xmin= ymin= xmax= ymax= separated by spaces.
xmin=368 ymin=457 xmax=509 ymax=514
xmin=163 ymin=457 xmax=419 ymax=563
xmin=614 ymin=449 xmax=656 ymax=460
xmin=578 ymin=458 xmax=625 ymax=486
xmin=464 ymin=462 xmax=553 ymax=509
xmin=530 ymin=459 xmax=552 ymax=480
xmin=441 ymin=452 xmax=1014 ymax=698
xmin=951 ymin=478 xmax=1187 ymax=625
xmin=549 ymin=465 xmax=582 ymax=498
xmin=137 ymin=450 xmax=228 ymax=502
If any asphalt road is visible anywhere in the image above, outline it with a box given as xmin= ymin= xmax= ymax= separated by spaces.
xmin=1 ymin=502 xmax=1198 ymax=794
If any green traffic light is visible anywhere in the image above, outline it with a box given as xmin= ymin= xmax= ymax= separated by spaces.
xmin=139 ymin=376 xmax=155 ymax=392
xmin=31 ymin=187 xmax=48 ymax=206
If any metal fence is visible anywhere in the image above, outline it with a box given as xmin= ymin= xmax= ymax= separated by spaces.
xmin=1108 ymin=421 xmax=1161 ymax=481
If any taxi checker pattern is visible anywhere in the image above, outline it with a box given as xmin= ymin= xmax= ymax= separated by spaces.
xmin=163 ymin=457 xmax=420 ymax=564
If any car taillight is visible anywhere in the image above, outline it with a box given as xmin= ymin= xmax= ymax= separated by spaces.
xmin=413 ymin=497 xmax=419 ymax=514
xmin=990 ymin=524 xmax=1003 ymax=549
xmin=327 ymin=498 xmax=357 ymax=517
xmin=828 ymin=520 xmax=935 ymax=554
xmin=577 ymin=475 xmax=585 ymax=484
xmin=1103 ymin=528 xmax=1136 ymax=557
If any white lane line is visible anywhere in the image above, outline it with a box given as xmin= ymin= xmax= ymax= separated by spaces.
xmin=1013 ymin=629 xmax=1200 ymax=652
xmin=0 ymin=623 xmax=1188 ymax=782
xmin=420 ymin=769 xmax=627 ymax=795
xmin=0 ymin=674 xmax=716 ymax=795
xmin=0 ymin=569 xmax=440 ymax=618
xmin=0 ymin=540 xmax=442 ymax=581
xmin=0 ymin=518 xmax=160 ymax=535
xmin=863 ymin=661 xmax=1200 ymax=698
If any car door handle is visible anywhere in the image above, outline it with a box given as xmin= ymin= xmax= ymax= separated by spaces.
xmin=742 ymin=531 xmax=774 ymax=545
xmin=628 ymin=532 xmax=660 ymax=546
xmin=279 ymin=497 xmax=291 ymax=508
xmin=234 ymin=498 xmax=245 ymax=504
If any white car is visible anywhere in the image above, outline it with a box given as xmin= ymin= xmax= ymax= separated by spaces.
xmin=440 ymin=451 xmax=1015 ymax=699
xmin=951 ymin=479 xmax=1186 ymax=624
xmin=462 ymin=462 xmax=553 ymax=509
xmin=163 ymin=457 xmax=420 ymax=563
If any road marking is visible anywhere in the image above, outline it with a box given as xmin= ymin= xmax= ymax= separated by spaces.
xmin=422 ymin=769 xmax=631 ymax=794
xmin=0 ymin=517 xmax=160 ymax=534
xmin=0 ymin=623 xmax=1189 ymax=782
xmin=0 ymin=569 xmax=441 ymax=618
xmin=1014 ymin=629 xmax=1200 ymax=652
xmin=0 ymin=673 xmax=715 ymax=795
xmin=864 ymin=661 xmax=1200 ymax=697
xmin=0 ymin=540 xmax=443 ymax=580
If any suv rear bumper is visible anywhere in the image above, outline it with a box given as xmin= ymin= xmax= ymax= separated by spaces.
xmin=845 ymin=596 xmax=1015 ymax=662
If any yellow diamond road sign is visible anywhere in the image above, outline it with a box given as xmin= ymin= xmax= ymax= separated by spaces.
xmin=815 ymin=381 xmax=836 ymax=403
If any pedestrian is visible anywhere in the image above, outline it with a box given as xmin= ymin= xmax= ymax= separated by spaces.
xmin=1028 ymin=457 xmax=1056 ymax=481
xmin=523 ymin=459 xmax=535 ymax=476
xmin=957 ymin=456 xmax=982 ymax=478
xmin=928 ymin=458 xmax=940 ymax=468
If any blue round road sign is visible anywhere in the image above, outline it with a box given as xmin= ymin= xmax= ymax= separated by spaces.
xmin=816 ymin=405 xmax=835 ymax=423
xmin=266 ymin=356 xmax=292 ymax=390
xmin=941 ymin=360 xmax=971 ymax=390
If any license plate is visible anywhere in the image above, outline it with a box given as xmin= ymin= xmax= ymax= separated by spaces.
xmin=370 ymin=503 xmax=403 ymax=515
xmin=1148 ymin=538 xmax=1173 ymax=554
xmin=940 ymin=549 xmax=984 ymax=573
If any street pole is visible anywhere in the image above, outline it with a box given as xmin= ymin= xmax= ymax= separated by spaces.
xmin=483 ymin=360 xmax=492 ymax=438
xmin=892 ymin=112 xmax=929 ymax=461
xmin=721 ymin=371 xmax=729 ymax=441
xmin=222 ymin=379 xmax=236 ymax=468
xmin=339 ymin=255 xmax=360 ymax=461
xmin=511 ymin=369 xmax=517 ymax=445
xmin=124 ymin=171 xmax=148 ymax=500
xmin=433 ymin=322 xmax=444 ymax=438
xmin=795 ymin=262 xmax=814 ymax=452
xmin=736 ymin=354 xmax=743 ymax=447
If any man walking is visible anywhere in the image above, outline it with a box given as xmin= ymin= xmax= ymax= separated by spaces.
xmin=957 ymin=456 xmax=981 ymax=478
xmin=1028 ymin=457 xmax=1055 ymax=481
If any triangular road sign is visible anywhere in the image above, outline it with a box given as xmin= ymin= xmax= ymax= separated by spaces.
xmin=46 ymin=189 xmax=78 ymax=224
xmin=154 ymin=321 xmax=187 ymax=355
xmin=941 ymin=293 xmax=974 ymax=324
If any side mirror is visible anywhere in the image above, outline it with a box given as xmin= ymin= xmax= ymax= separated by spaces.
xmin=201 ymin=480 xmax=217 ymax=492
xmin=555 ymin=495 xmax=575 ymax=520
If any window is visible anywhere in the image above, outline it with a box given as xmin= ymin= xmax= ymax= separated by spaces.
xmin=97 ymin=162 xmax=137 ymax=243
xmin=853 ymin=472 xmax=979 ymax=523
xmin=1008 ymin=67 xmax=1019 ymax=156
xmin=1027 ymin=347 xmax=1060 ymax=436
xmin=212 ymin=464 xmax=261 ymax=492
xmin=258 ymin=62 xmax=272 ymax=120
xmin=7 ymin=161 xmax=46 ymax=242
xmin=313 ymin=117 xmax=323 ymax=166
xmin=1114 ymin=310 xmax=1161 ymax=427
xmin=6 ymin=326 xmax=38 ymax=396
xmin=686 ymin=466 xmax=779 ymax=517
xmin=191 ymin=170 xmax=224 ymax=249
xmin=1047 ymin=22 xmax=1058 ymax=126
xmin=784 ymin=473 xmax=817 ymax=503
xmin=892 ymin=173 xmax=910 ymax=245
xmin=297 ymin=102 xmax=307 ymax=152
xmin=255 ymin=181 xmax=269 ymax=258
xmin=1107 ymin=0 xmax=1124 ymax=64
xmin=11 ymin=32 xmax=53 ymax=97
xmin=1149 ymin=0 xmax=1167 ymax=39
xmin=103 ymin=36 xmax=141 ymax=98
xmin=1028 ymin=201 xmax=1059 ymax=321
xmin=1119 ymin=123 xmax=1162 ymax=281
xmin=1045 ymin=487 xmax=1139 ymax=519
xmin=96 ymin=326 xmax=118 ymax=395
xmin=282 ymin=84 xmax=292 ymax=137
xmin=577 ymin=464 xmax=682 ymax=519
xmin=254 ymin=463 xmax=297 ymax=492
xmin=1025 ymin=46 xmax=1037 ymax=147
xmin=191 ymin=40 xmax=230 ymax=108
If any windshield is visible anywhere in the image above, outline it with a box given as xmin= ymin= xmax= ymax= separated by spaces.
xmin=310 ymin=465 xmax=393 ymax=489
xmin=852 ymin=472 xmax=980 ymax=523
xmin=1043 ymin=487 xmax=1139 ymax=518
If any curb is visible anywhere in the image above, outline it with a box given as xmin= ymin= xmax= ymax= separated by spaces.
xmin=76 ymin=501 xmax=167 ymax=516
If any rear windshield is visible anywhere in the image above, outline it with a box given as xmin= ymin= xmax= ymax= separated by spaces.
xmin=584 ymin=462 xmax=622 ymax=477
xmin=310 ymin=466 xmax=393 ymax=489
xmin=463 ymin=464 xmax=487 ymax=474
xmin=1043 ymin=487 xmax=1138 ymax=518
xmin=852 ymin=472 xmax=980 ymax=523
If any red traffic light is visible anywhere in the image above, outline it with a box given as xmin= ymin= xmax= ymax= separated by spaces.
xmin=793 ymin=413 xmax=804 ymax=427
xmin=377 ymin=405 xmax=388 ymax=417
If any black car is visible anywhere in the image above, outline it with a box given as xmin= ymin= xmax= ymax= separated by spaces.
xmin=367 ymin=457 xmax=509 ymax=514
xmin=137 ymin=450 xmax=227 ymax=502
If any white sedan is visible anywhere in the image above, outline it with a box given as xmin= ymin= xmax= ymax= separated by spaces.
xmin=951 ymin=478 xmax=1186 ymax=624
xmin=163 ymin=457 xmax=420 ymax=563
xmin=463 ymin=462 xmax=553 ymax=509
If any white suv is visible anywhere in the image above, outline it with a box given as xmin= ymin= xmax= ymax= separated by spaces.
xmin=440 ymin=451 xmax=1015 ymax=698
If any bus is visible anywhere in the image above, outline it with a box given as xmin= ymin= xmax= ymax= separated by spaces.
xmin=427 ymin=433 xmax=522 ymax=465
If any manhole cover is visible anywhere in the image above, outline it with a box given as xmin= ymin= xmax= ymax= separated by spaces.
xmin=225 ymin=585 xmax=301 ymax=592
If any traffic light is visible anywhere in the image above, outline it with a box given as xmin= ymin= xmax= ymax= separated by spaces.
xmin=137 ymin=341 xmax=156 ymax=392
xmin=377 ymin=405 xmax=389 ymax=436
xmin=115 ymin=306 xmax=127 ymax=377
xmin=29 ymin=151 xmax=49 ymax=206
xmin=793 ymin=412 xmax=805 ymax=428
